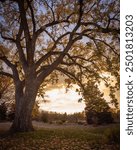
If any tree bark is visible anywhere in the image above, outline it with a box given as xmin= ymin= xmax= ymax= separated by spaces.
xmin=10 ymin=77 xmax=39 ymax=132
xmin=10 ymin=102 xmax=34 ymax=132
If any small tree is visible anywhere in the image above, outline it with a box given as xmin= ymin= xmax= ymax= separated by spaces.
xmin=82 ymin=80 xmax=113 ymax=125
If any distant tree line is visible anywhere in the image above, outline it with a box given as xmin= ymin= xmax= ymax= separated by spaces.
xmin=37 ymin=111 xmax=86 ymax=125
xmin=0 ymin=101 xmax=119 ymax=125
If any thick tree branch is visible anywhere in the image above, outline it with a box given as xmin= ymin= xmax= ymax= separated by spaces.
xmin=15 ymin=23 xmax=28 ymax=71
xmin=26 ymin=0 xmax=36 ymax=33
xmin=16 ymin=41 xmax=28 ymax=70
xmin=18 ymin=0 xmax=31 ymax=43
xmin=18 ymin=0 xmax=33 ymax=65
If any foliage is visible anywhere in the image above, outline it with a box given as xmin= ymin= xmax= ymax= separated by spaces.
xmin=83 ymin=80 xmax=110 ymax=113
xmin=86 ymin=111 xmax=114 ymax=125
xmin=32 ymin=101 xmax=40 ymax=119
xmin=0 ymin=76 xmax=13 ymax=101
xmin=81 ymin=80 xmax=114 ymax=125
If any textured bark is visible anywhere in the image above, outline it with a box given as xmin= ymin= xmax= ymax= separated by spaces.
xmin=10 ymin=77 xmax=39 ymax=132
xmin=10 ymin=104 xmax=34 ymax=132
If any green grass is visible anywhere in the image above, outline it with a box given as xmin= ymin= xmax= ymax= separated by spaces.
xmin=0 ymin=124 xmax=120 ymax=150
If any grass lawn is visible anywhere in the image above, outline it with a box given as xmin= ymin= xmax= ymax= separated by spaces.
xmin=0 ymin=124 xmax=120 ymax=150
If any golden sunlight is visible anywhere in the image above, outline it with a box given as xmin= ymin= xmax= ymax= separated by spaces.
xmin=39 ymin=87 xmax=85 ymax=114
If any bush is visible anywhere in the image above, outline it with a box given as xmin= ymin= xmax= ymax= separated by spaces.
xmin=41 ymin=112 xmax=48 ymax=123
xmin=112 ymin=110 xmax=120 ymax=123
xmin=56 ymin=120 xmax=64 ymax=125
xmin=86 ymin=111 xmax=94 ymax=124
xmin=86 ymin=111 xmax=114 ymax=125
xmin=98 ymin=112 xmax=114 ymax=125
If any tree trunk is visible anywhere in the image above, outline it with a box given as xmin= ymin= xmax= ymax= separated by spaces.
xmin=10 ymin=78 xmax=39 ymax=132
xmin=10 ymin=102 xmax=34 ymax=132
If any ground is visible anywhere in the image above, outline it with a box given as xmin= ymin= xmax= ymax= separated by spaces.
xmin=0 ymin=122 xmax=120 ymax=150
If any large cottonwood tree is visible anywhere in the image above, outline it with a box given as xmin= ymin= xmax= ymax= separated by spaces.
xmin=0 ymin=0 xmax=119 ymax=132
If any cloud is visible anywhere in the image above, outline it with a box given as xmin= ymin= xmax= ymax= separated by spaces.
xmin=39 ymin=87 xmax=85 ymax=114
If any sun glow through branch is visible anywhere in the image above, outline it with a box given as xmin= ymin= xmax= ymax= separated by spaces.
xmin=39 ymin=87 xmax=85 ymax=114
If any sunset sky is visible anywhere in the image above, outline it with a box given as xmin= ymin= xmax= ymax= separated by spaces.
xmin=39 ymin=85 xmax=85 ymax=114
xmin=38 ymin=77 xmax=119 ymax=114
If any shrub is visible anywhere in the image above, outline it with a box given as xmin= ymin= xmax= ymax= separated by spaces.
xmin=86 ymin=111 xmax=94 ymax=124
xmin=41 ymin=112 xmax=48 ymax=123
xmin=56 ymin=120 xmax=64 ymax=125
xmin=97 ymin=112 xmax=114 ymax=125
xmin=86 ymin=111 xmax=114 ymax=125
xmin=112 ymin=110 xmax=120 ymax=123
